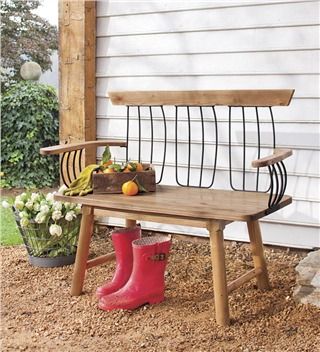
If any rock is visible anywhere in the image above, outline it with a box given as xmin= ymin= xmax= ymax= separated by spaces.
xmin=311 ymin=270 xmax=320 ymax=288
xmin=20 ymin=62 xmax=42 ymax=81
xmin=297 ymin=250 xmax=320 ymax=269
xmin=293 ymin=250 xmax=320 ymax=307
xmin=293 ymin=286 xmax=320 ymax=308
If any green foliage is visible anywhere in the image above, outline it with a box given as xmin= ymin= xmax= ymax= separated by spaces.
xmin=0 ymin=196 xmax=22 ymax=246
xmin=0 ymin=0 xmax=58 ymax=91
xmin=1 ymin=81 xmax=59 ymax=188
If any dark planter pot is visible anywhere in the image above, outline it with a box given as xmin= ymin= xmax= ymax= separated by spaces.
xmin=28 ymin=253 xmax=76 ymax=268
xmin=14 ymin=209 xmax=80 ymax=268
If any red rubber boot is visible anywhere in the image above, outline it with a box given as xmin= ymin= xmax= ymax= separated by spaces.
xmin=98 ymin=235 xmax=171 ymax=311
xmin=96 ymin=226 xmax=141 ymax=299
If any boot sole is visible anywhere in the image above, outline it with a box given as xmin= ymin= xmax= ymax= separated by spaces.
xmin=98 ymin=294 xmax=164 ymax=311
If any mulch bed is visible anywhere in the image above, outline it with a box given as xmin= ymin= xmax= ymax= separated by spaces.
xmin=2 ymin=230 xmax=320 ymax=352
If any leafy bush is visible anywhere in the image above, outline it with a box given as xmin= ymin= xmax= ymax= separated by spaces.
xmin=1 ymin=81 xmax=59 ymax=188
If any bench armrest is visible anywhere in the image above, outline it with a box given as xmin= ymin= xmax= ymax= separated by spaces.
xmin=40 ymin=140 xmax=127 ymax=155
xmin=252 ymin=148 xmax=292 ymax=168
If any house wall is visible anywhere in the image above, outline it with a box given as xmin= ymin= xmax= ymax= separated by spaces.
xmin=95 ymin=0 xmax=320 ymax=248
xmin=39 ymin=51 xmax=59 ymax=90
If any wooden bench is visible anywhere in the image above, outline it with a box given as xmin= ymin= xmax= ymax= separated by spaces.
xmin=41 ymin=89 xmax=294 ymax=326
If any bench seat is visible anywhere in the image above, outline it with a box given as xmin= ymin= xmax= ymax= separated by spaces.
xmin=55 ymin=185 xmax=291 ymax=223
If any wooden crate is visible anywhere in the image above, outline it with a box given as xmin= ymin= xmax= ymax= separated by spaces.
xmin=92 ymin=164 xmax=156 ymax=194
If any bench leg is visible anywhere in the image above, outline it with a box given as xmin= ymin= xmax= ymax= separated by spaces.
xmin=247 ymin=220 xmax=270 ymax=291
xmin=125 ymin=219 xmax=137 ymax=228
xmin=208 ymin=221 xmax=230 ymax=326
xmin=71 ymin=206 xmax=94 ymax=296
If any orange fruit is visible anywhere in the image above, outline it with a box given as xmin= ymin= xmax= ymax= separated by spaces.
xmin=125 ymin=163 xmax=135 ymax=171
xmin=103 ymin=168 xmax=115 ymax=174
xmin=103 ymin=160 xmax=112 ymax=167
xmin=127 ymin=161 xmax=144 ymax=172
xmin=135 ymin=163 xmax=144 ymax=172
xmin=123 ymin=167 xmax=131 ymax=173
xmin=122 ymin=180 xmax=139 ymax=196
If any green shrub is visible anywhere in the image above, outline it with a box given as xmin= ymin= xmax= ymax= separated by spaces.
xmin=1 ymin=81 xmax=59 ymax=188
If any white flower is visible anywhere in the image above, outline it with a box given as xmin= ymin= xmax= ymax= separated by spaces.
xmin=52 ymin=201 xmax=62 ymax=211
xmin=20 ymin=218 xmax=30 ymax=228
xmin=19 ymin=211 xmax=28 ymax=219
xmin=1 ymin=200 xmax=10 ymax=208
xmin=58 ymin=185 xmax=68 ymax=194
xmin=69 ymin=203 xmax=77 ymax=210
xmin=52 ymin=210 xmax=62 ymax=221
xmin=31 ymin=193 xmax=40 ymax=202
xmin=33 ymin=203 xmax=40 ymax=212
xmin=74 ymin=204 xmax=82 ymax=215
xmin=49 ymin=224 xmax=62 ymax=237
xmin=20 ymin=193 xmax=28 ymax=202
xmin=35 ymin=212 xmax=47 ymax=224
xmin=65 ymin=211 xmax=76 ymax=222
xmin=64 ymin=202 xmax=71 ymax=209
xmin=46 ymin=193 xmax=54 ymax=203
xmin=14 ymin=199 xmax=25 ymax=211
xmin=25 ymin=200 xmax=34 ymax=210
xmin=40 ymin=204 xmax=50 ymax=214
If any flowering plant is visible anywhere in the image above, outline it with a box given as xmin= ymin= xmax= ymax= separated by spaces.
xmin=4 ymin=191 xmax=81 ymax=258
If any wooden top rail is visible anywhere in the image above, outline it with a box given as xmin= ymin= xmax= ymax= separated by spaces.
xmin=109 ymin=89 xmax=295 ymax=107
xmin=40 ymin=140 xmax=127 ymax=155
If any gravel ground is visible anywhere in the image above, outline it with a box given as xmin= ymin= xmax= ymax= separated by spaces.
xmin=1 ymin=230 xmax=320 ymax=352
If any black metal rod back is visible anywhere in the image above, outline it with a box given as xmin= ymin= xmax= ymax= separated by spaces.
xmin=123 ymin=103 xmax=286 ymax=208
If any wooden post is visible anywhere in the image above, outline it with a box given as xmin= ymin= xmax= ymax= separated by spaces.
xmin=58 ymin=0 xmax=96 ymax=165
xmin=71 ymin=206 xmax=94 ymax=296
xmin=247 ymin=220 xmax=271 ymax=290
xmin=208 ymin=221 xmax=230 ymax=326
xmin=125 ymin=219 xmax=137 ymax=228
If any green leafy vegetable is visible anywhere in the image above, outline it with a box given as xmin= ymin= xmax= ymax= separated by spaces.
xmin=109 ymin=163 xmax=122 ymax=172
xmin=101 ymin=146 xmax=111 ymax=165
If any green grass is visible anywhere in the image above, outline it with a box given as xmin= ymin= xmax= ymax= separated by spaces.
xmin=0 ymin=196 xmax=23 ymax=246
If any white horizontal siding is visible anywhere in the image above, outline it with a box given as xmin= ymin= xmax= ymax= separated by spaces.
xmin=96 ymin=0 xmax=320 ymax=248
xmin=97 ymin=0 xmax=319 ymax=18
xmin=97 ymin=26 xmax=319 ymax=57
xmin=97 ymin=51 xmax=319 ymax=75
xmin=97 ymin=2 xmax=319 ymax=37
xmin=97 ymin=75 xmax=319 ymax=99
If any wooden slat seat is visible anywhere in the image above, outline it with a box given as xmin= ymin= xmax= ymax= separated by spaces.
xmin=55 ymin=185 xmax=292 ymax=223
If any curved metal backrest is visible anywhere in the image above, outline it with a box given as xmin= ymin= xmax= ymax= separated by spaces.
xmin=60 ymin=149 xmax=85 ymax=187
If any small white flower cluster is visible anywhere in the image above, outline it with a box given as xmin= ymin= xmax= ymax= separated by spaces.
xmin=9 ymin=192 xmax=81 ymax=236
xmin=49 ymin=224 xmax=62 ymax=237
